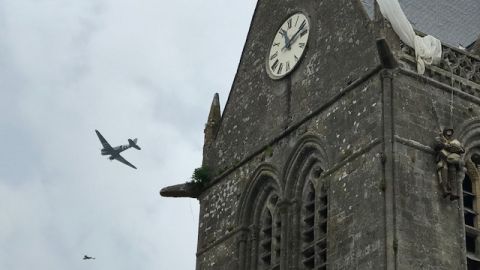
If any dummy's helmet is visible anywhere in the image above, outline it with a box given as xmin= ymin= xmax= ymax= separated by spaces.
xmin=443 ymin=128 xmax=454 ymax=137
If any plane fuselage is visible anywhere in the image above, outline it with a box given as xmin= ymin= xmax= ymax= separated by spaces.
xmin=101 ymin=144 xmax=131 ymax=156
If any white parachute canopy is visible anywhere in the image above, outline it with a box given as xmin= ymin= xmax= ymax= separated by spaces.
xmin=376 ymin=0 xmax=442 ymax=74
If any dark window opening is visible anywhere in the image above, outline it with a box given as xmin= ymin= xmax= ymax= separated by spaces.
xmin=302 ymin=183 xmax=316 ymax=269
xmin=317 ymin=193 xmax=328 ymax=269
xmin=465 ymin=156 xmax=480 ymax=270
xmin=260 ymin=210 xmax=273 ymax=267
xmin=465 ymin=175 xmax=474 ymax=193
xmin=257 ymin=193 xmax=282 ymax=270
xmin=467 ymin=234 xmax=477 ymax=253
xmin=466 ymin=212 xmax=477 ymax=227
xmin=465 ymin=193 xmax=476 ymax=211
xmin=273 ymin=211 xmax=281 ymax=268
xmin=302 ymin=187 xmax=327 ymax=269
xmin=467 ymin=257 xmax=480 ymax=270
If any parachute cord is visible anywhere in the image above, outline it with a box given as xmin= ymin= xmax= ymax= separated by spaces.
xmin=450 ymin=87 xmax=454 ymax=128
xmin=445 ymin=58 xmax=455 ymax=129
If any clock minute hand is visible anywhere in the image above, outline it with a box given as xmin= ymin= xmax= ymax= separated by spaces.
xmin=289 ymin=19 xmax=307 ymax=46
xmin=289 ymin=28 xmax=306 ymax=46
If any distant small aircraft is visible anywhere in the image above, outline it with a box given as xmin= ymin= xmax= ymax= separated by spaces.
xmin=95 ymin=129 xmax=141 ymax=169
xmin=83 ymin=255 xmax=95 ymax=260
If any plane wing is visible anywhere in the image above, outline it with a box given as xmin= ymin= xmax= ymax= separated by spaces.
xmin=114 ymin=154 xmax=137 ymax=169
xmin=95 ymin=130 xmax=113 ymax=150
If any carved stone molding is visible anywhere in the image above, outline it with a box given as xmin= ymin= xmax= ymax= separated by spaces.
xmin=400 ymin=43 xmax=480 ymax=95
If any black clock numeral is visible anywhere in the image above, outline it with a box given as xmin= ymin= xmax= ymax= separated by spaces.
xmin=300 ymin=29 xmax=308 ymax=37
xmin=287 ymin=18 xmax=292 ymax=29
xmin=286 ymin=61 xmax=291 ymax=71
xmin=295 ymin=15 xmax=299 ymax=27
xmin=271 ymin=59 xmax=279 ymax=71
xmin=279 ymin=29 xmax=286 ymax=37
xmin=270 ymin=52 xmax=278 ymax=60
xmin=294 ymin=55 xmax=299 ymax=62
xmin=299 ymin=42 xmax=306 ymax=48
xmin=278 ymin=63 xmax=283 ymax=74
xmin=273 ymin=42 xmax=280 ymax=47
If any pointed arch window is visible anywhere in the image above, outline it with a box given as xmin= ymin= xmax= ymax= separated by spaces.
xmin=260 ymin=208 xmax=273 ymax=266
xmin=464 ymin=154 xmax=480 ymax=269
xmin=258 ymin=194 xmax=282 ymax=270
xmin=301 ymin=168 xmax=327 ymax=270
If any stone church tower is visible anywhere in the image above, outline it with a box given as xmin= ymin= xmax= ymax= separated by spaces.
xmin=161 ymin=0 xmax=480 ymax=269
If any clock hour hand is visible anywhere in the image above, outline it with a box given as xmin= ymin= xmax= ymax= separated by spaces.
xmin=289 ymin=27 xmax=307 ymax=46
xmin=289 ymin=31 xmax=306 ymax=47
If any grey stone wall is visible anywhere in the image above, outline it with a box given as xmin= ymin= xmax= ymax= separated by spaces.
xmin=197 ymin=67 xmax=480 ymax=270
xmin=327 ymin=148 xmax=385 ymax=270
xmin=197 ymin=74 xmax=387 ymax=269
xmin=204 ymin=0 xmax=381 ymax=173
xmin=391 ymin=70 xmax=480 ymax=269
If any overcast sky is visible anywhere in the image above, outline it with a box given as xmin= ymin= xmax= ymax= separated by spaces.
xmin=0 ymin=1 xmax=256 ymax=269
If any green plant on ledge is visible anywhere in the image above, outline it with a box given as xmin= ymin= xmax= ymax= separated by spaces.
xmin=189 ymin=166 xmax=211 ymax=188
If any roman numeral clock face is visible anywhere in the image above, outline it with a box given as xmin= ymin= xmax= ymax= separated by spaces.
xmin=267 ymin=13 xmax=310 ymax=80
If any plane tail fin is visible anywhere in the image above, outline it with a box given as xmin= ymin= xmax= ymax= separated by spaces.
xmin=128 ymin=138 xmax=141 ymax=150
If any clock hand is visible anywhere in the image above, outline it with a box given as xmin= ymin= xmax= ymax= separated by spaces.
xmin=289 ymin=27 xmax=307 ymax=46
xmin=280 ymin=29 xmax=291 ymax=49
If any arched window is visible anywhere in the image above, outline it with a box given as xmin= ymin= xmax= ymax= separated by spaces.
xmin=318 ymin=187 xmax=328 ymax=269
xmin=278 ymin=136 xmax=329 ymax=269
xmin=273 ymin=210 xmax=282 ymax=268
xmin=260 ymin=208 xmax=273 ymax=267
xmin=464 ymin=154 xmax=480 ymax=269
xmin=300 ymin=167 xmax=327 ymax=270
xmin=258 ymin=194 xmax=281 ymax=270
xmin=301 ymin=182 xmax=316 ymax=268
xmin=238 ymin=168 xmax=283 ymax=270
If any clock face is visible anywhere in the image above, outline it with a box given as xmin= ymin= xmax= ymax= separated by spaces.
xmin=267 ymin=12 xmax=310 ymax=80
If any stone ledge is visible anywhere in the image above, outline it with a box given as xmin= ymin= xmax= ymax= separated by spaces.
xmin=400 ymin=43 xmax=480 ymax=96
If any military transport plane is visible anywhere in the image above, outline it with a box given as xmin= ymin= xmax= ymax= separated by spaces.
xmin=83 ymin=255 xmax=95 ymax=260
xmin=95 ymin=129 xmax=141 ymax=169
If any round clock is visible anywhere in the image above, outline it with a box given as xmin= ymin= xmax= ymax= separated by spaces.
xmin=266 ymin=12 xmax=310 ymax=80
